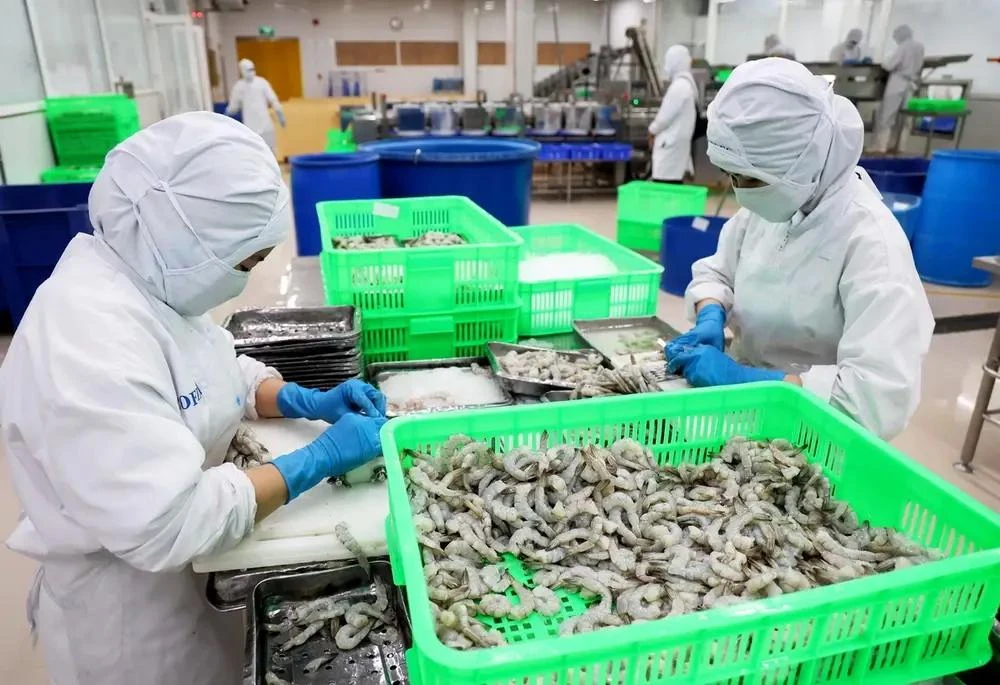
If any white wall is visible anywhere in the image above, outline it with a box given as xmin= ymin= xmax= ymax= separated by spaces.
xmin=0 ymin=105 xmax=56 ymax=184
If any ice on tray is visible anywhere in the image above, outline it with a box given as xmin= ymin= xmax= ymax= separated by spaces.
xmin=519 ymin=252 xmax=618 ymax=283
xmin=379 ymin=365 xmax=507 ymax=414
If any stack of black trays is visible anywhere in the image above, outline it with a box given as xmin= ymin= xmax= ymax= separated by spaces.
xmin=224 ymin=306 xmax=362 ymax=390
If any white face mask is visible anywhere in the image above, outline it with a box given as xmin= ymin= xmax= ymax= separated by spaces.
xmin=733 ymin=184 xmax=803 ymax=223
xmin=164 ymin=256 xmax=250 ymax=317
xmin=243 ymin=69 xmax=255 ymax=82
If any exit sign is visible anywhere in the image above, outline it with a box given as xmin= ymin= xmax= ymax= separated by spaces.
xmin=258 ymin=25 xmax=275 ymax=38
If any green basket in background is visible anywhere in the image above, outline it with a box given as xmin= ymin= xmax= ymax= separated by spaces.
xmin=45 ymin=94 xmax=139 ymax=166
xmin=383 ymin=385 xmax=1000 ymax=685
xmin=617 ymin=181 xmax=708 ymax=252
xmin=326 ymin=128 xmax=357 ymax=153
xmin=40 ymin=165 xmax=101 ymax=184
xmin=318 ymin=196 xmax=522 ymax=315
xmin=512 ymin=223 xmax=663 ymax=335
xmin=906 ymin=97 xmax=968 ymax=113
xmin=361 ymin=302 xmax=519 ymax=363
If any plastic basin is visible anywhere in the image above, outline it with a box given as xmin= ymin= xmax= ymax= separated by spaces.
xmin=859 ymin=157 xmax=930 ymax=195
xmin=881 ymin=192 xmax=921 ymax=246
xmin=660 ymin=215 xmax=726 ymax=296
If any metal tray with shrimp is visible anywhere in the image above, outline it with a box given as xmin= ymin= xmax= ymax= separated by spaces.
xmin=251 ymin=561 xmax=410 ymax=685
xmin=571 ymin=316 xmax=680 ymax=368
xmin=366 ymin=356 xmax=514 ymax=417
xmin=485 ymin=342 xmax=613 ymax=397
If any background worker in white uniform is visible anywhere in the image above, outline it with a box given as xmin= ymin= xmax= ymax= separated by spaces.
xmin=874 ymin=25 xmax=925 ymax=154
xmin=831 ymin=28 xmax=865 ymax=63
xmin=665 ymin=58 xmax=933 ymax=440
xmin=0 ymin=112 xmax=387 ymax=685
xmin=647 ymin=45 xmax=697 ymax=183
xmin=764 ymin=34 xmax=796 ymax=59
xmin=227 ymin=58 xmax=286 ymax=153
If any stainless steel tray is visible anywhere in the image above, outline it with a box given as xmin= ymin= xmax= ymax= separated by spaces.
xmin=208 ymin=562 xmax=349 ymax=612
xmin=367 ymin=356 xmax=514 ymax=416
xmin=572 ymin=316 xmax=680 ymax=367
xmin=486 ymin=341 xmax=611 ymax=397
xmin=251 ymin=561 xmax=409 ymax=685
xmin=540 ymin=390 xmax=573 ymax=402
xmin=225 ymin=306 xmax=360 ymax=347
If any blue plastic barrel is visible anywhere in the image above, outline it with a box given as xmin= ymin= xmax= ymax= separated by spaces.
xmin=361 ymin=138 xmax=540 ymax=226
xmin=660 ymin=215 xmax=726 ymax=296
xmin=859 ymin=157 xmax=930 ymax=195
xmin=881 ymin=192 xmax=921 ymax=246
xmin=913 ymin=150 xmax=1000 ymax=287
xmin=212 ymin=101 xmax=241 ymax=123
xmin=289 ymin=152 xmax=380 ymax=256
xmin=0 ymin=182 xmax=93 ymax=326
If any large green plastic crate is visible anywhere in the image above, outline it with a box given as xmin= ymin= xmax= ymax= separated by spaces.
xmin=45 ymin=94 xmax=140 ymax=166
xmin=318 ymin=196 xmax=522 ymax=314
xmin=617 ymin=181 xmax=708 ymax=252
xmin=512 ymin=223 xmax=663 ymax=335
xmin=362 ymin=302 xmax=519 ymax=363
xmin=383 ymin=385 xmax=1000 ymax=685
xmin=40 ymin=165 xmax=101 ymax=184
xmin=906 ymin=97 xmax=968 ymax=113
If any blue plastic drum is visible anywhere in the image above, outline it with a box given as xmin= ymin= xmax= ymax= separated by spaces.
xmin=361 ymin=138 xmax=540 ymax=226
xmin=660 ymin=215 xmax=726 ymax=296
xmin=912 ymin=150 xmax=1000 ymax=287
xmin=859 ymin=157 xmax=930 ymax=195
xmin=881 ymin=192 xmax=921 ymax=246
xmin=289 ymin=152 xmax=380 ymax=256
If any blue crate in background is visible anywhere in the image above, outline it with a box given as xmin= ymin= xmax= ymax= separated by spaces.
xmin=538 ymin=143 xmax=570 ymax=161
xmin=598 ymin=143 xmax=632 ymax=161
xmin=0 ymin=183 xmax=93 ymax=327
xmin=568 ymin=143 xmax=600 ymax=161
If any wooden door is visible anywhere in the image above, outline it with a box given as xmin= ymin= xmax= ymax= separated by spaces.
xmin=235 ymin=37 xmax=303 ymax=101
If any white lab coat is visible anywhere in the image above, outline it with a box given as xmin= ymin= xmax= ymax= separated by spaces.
xmin=686 ymin=171 xmax=933 ymax=439
xmin=875 ymin=37 xmax=925 ymax=152
xmin=1 ymin=236 xmax=278 ymax=685
xmin=227 ymin=76 xmax=283 ymax=151
xmin=649 ymin=74 xmax=696 ymax=181
xmin=830 ymin=42 xmax=863 ymax=63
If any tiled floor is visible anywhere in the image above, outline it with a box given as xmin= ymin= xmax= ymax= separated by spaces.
xmin=1 ymin=196 xmax=999 ymax=683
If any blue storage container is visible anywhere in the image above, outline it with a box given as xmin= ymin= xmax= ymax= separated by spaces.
xmin=361 ymin=138 xmax=540 ymax=226
xmin=913 ymin=150 xmax=1000 ymax=287
xmin=859 ymin=157 xmax=929 ymax=195
xmin=289 ymin=152 xmax=381 ymax=256
xmin=0 ymin=182 xmax=93 ymax=326
xmin=568 ymin=143 xmax=600 ymax=161
xmin=881 ymin=192 xmax=921 ymax=245
xmin=660 ymin=215 xmax=726 ymax=296
xmin=212 ymin=101 xmax=242 ymax=123
xmin=598 ymin=143 xmax=632 ymax=162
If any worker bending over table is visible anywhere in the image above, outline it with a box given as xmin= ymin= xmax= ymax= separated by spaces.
xmin=666 ymin=58 xmax=933 ymax=440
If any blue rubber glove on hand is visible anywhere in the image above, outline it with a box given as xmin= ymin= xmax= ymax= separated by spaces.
xmin=667 ymin=345 xmax=784 ymax=388
xmin=271 ymin=413 xmax=387 ymax=501
xmin=277 ymin=380 xmax=387 ymax=424
xmin=665 ymin=303 xmax=727 ymax=362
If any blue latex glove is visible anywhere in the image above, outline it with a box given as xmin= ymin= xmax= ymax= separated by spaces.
xmin=665 ymin=303 xmax=726 ymax=362
xmin=276 ymin=110 xmax=287 ymax=128
xmin=271 ymin=413 xmax=387 ymax=501
xmin=277 ymin=380 xmax=386 ymax=424
xmin=667 ymin=345 xmax=784 ymax=387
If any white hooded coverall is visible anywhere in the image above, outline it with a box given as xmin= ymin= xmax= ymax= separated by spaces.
xmin=875 ymin=25 xmax=925 ymax=153
xmin=227 ymin=58 xmax=285 ymax=153
xmin=688 ymin=58 xmax=934 ymax=440
xmin=831 ymin=29 xmax=864 ymax=63
xmin=0 ymin=112 xmax=292 ymax=685
xmin=648 ymin=45 xmax=697 ymax=182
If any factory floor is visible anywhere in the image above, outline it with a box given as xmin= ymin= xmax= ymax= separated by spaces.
xmin=1 ymin=196 xmax=999 ymax=683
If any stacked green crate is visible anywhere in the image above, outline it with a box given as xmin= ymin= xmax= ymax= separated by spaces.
xmin=39 ymin=166 xmax=101 ymax=184
xmin=45 ymin=94 xmax=140 ymax=168
xmin=317 ymin=196 xmax=523 ymax=362
xmin=616 ymin=181 xmax=708 ymax=252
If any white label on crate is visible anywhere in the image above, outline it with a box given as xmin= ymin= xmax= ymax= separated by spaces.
xmin=372 ymin=201 xmax=400 ymax=219
xmin=691 ymin=217 xmax=710 ymax=232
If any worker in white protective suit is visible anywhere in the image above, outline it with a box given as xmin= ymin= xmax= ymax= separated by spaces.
xmin=648 ymin=45 xmax=697 ymax=182
xmin=226 ymin=58 xmax=286 ymax=153
xmin=831 ymin=28 xmax=865 ymax=63
xmin=0 ymin=112 xmax=388 ymax=685
xmin=763 ymin=34 xmax=796 ymax=60
xmin=874 ymin=25 xmax=925 ymax=153
xmin=665 ymin=58 xmax=933 ymax=440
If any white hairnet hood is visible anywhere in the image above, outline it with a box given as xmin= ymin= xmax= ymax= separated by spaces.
xmin=662 ymin=45 xmax=692 ymax=81
xmin=893 ymin=24 xmax=913 ymax=43
xmin=706 ymin=58 xmax=864 ymax=216
xmin=88 ymin=111 xmax=291 ymax=316
xmin=846 ymin=28 xmax=863 ymax=44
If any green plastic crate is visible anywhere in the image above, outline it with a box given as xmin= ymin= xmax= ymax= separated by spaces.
xmin=45 ymin=94 xmax=140 ymax=166
xmin=319 ymin=196 xmax=523 ymax=315
xmin=617 ymin=181 xmax=708 ymax=252
xmin=361 ymin=302 xmax=519 ymax=363
xmin=383 ymin=385 xmax=1000 ymax=685
xmin=326 ymin=128 xmax=357 ymax=153
xmin=906 ymin=97 xmax=967 ymax=113
xmin=40 ymin=165 xmax=101 ymax=184
xmin=512 ymin=223 xmax=663 ymax=335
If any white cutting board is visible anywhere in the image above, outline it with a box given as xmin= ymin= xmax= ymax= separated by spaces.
xmin=192 ymin=418 xmax=390 ymax=573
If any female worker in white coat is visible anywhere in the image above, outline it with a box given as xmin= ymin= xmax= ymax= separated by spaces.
xmin=665 ymin=58 xmax=933 ymax=440
xmin=227 ymin=58 xmax=286 ymax=153
xmin=0 ymin=112 xmax=388 ymax=684
xmin=874 ymin=25 xmax=925 ymax=154
xmin=648 ymin=45 xmax=697 ymax=182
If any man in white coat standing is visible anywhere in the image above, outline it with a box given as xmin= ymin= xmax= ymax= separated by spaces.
xmin=648 ymin=45 xmax=697 ymax=183
xmin=227 ymin=58 xmax=286 ymax=154
xmin=874 ymin=25 xmax=925 ymax=154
